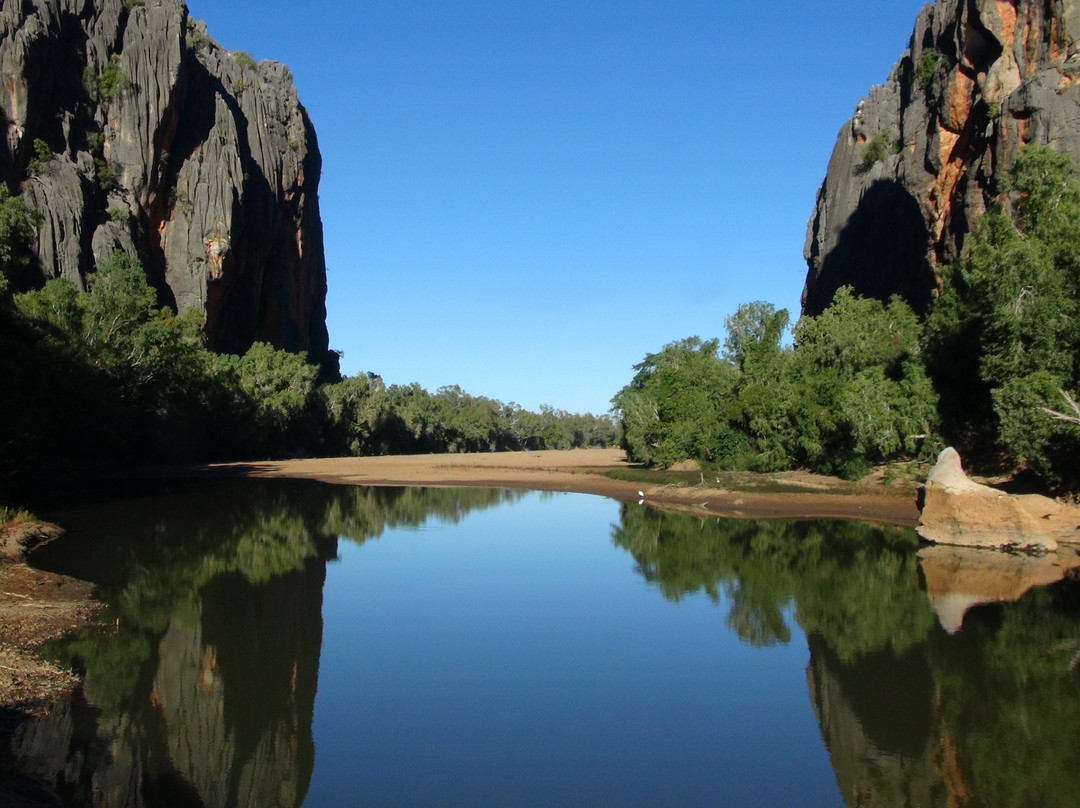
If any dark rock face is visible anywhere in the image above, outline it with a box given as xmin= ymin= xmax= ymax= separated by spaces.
xmin=804 ymin=0 xmax=1080 ymax=316
xmin=0 ymin=0 xmax=329 ymax=359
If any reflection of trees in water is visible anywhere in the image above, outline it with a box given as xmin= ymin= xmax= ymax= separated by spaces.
xmin=810 ymin=583 xmax=1080 ymax=808
xmin=611 ymin=504 xmax=934 ymax=658
xmin=927 ymin=584 xmax=1080 ymax=808
xmin=613 ymin=505 xmax=1080 ymax=808
xmin=13 ymin=481 xmax=524 ymax=808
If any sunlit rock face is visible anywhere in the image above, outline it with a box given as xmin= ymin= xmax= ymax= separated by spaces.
xmin=804 ymin=0 xmax=1080 ymax=316
xmin=0 ymin=0 xmax=329 ymax=359
xmin=917 ymin=447 xmax=1080 ymax=551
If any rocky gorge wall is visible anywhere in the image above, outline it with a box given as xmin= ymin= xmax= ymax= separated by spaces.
xmin=803 ymin=0 xmax=1080 ymax=316
xmin=0 ymin=0 xmax=328 ymax=359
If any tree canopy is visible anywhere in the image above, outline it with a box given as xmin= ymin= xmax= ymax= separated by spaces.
xmin=612 ymin=290 xmax=936 ymax=478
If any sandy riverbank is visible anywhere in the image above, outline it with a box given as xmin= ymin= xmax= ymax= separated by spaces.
xmin=219 ymin=447 xmax=920 ymax=525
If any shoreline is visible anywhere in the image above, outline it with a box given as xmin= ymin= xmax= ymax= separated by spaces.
xmin=0 ymin=449 xmax=918 ymax=717
xmin=216 ymin=447 xmax=921 ymax=525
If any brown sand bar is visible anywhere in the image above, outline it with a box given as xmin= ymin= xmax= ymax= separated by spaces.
xmin=220 ymin=448 xmax=920 ymax=526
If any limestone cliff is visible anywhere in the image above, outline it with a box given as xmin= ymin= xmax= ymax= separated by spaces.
xmin=0 ymin=0 xmax=329 ymax=359
xmin=803 ymin=0 xmax=1080 ymax=316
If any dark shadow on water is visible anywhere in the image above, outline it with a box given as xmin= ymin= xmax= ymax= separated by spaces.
xmin=6 ymin=480 xmax=525 ymax=807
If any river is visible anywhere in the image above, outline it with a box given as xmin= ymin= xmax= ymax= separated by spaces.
xmin=6 ymin=478 xmax=1080 ymax=806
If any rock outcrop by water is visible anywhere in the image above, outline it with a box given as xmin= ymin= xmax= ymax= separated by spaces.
xmin=804 ymin=0 xmax=1080 ymax=316
xmin=917 ymin=447 xmax=1080 ymax=550
xmin=0 ymin=0 xmax=329 ymax=359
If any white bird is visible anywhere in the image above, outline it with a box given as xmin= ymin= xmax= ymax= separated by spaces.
xmin=638 ymin=491 xmax=644 ymax=498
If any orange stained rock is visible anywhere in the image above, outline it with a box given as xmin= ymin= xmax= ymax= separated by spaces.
xmin=1018 ymin=116 xmax=1032 ymax=142
xmin=1022 ymin=3 xmax=1043 ymax=76
xmin=945 ymin=69 xmax=976 ymax=132
xmin=929 ymin=128 xmax=964 ymax=244
xmin=934 ymin=732 xmax=973 ymax=808
xmin=1050 ymin=9 xmax=1061 ymax=61
xmin=204 ymin=236 xmax=228 ymax=280
xmin=996 ymin=0 xmax=1018 ymax=51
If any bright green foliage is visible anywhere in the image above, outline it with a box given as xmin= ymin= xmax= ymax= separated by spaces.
xmin=859 ymin=131 xmax=897 ymax=171
xmin=926 ymin=145 xmax=1080 ymax=486
xmin=15 ymin=275 xmax=83 ymax=334
xmin=321 ymin=373 xmax=391 ymax=455
xmin=215 ymin=342 xmax=320 ymax=456
xmin=98 ymin=60 xmax=131 ymax=102
xmin=917 ymin=48 xmax=944 ymax=92
xmin=95 ymin=157 xmax=118 ymax=190
xmin=3 ymin=244 xmax=619 ymax=471
xmin=790 ymin=288 xmax=937 ymax=478
xmin=723 ymin=301 xmax=788 ymax=373
xmin=613 ymin=290 xmax=935 ymax=477
xmin=82 ymin=251 xmax=157 ymax=353
xmin=612 ymin=337 xmax=742 ymax=468
xmin=27 ymin=138 xmax=52 ymax=175
xmin=76 ymin=252 xmax=207 ymax=409
xmin=226 ymin=342 xmax=318 ymax=423
xmin=723 ymin=303 xmax=796 ymax=470
xmin=325 ymin=380 xmax=613 ymax=457
xmin=6 ymin=251 xmax=211 ymax=464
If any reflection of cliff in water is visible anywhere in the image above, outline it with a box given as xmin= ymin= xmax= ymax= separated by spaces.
xmin=8 ymin=480 xmax=522 ymax=808
xmin=807 ymin=634 xmax=945 ymax=808
xmin=613 ymin=505 xmax=1080 ymax=808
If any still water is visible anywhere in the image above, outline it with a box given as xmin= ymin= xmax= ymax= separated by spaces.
xmin=8 ymin=479 xmax=1080 ymax=806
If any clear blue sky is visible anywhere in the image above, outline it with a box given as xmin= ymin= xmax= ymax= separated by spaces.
xmin=186 ymin=0 xmax=929 ymax=415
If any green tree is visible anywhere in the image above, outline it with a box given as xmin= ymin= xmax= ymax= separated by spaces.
xmin=216 ymin=341 xmax=321 ymax=457
xmin=722 ymin=301 xmax=789 ymax=374
xmin=321 ymin=373 xmax=391 ymax=455
xmin=925 ymin=145 xmax=1080 ymax=486
xmin=612 ymin=337 xmax=741 ymax=468
xmin=791 ymin=287 xmax=937 ymax=477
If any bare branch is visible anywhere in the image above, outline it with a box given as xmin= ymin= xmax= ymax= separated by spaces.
xmin=1040 ymin=389 xmax=1080 ymax=425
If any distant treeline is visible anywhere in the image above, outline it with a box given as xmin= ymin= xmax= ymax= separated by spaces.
xmin=613 ymin=146 xmax=1080 ymax=491
xmin=0 ymin=224 xmax=615 ymax=474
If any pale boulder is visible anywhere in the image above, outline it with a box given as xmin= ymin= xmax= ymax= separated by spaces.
xmin=916 ymin=448 xmax=1080 ymax=550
